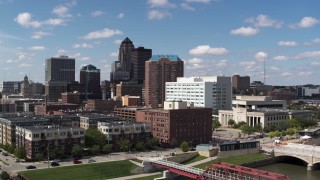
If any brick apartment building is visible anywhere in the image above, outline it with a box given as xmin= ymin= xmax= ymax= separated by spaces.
xmin=15 ymin=125 xmax=85 ymax=159
xmin=136 ymin=101 xmax=212 ymax=147
xmin=85 ymin=99 xmax=121 ymax=112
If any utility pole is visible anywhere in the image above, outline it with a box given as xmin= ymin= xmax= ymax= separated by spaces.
xmin=47 ymin=141 xmax=50 ymax=168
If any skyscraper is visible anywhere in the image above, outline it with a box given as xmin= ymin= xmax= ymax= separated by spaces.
xmin=45 ymin=55 xmax=75 ymax=102
xmin=80 ymin=64 xmax=101 ymax=100
xmin=131 ymin=47 xmax=152 ymax=84
xmin=145 ymin=55 xmax=184 ymax=107
xmin=118 ymin=37 xmax=134 ymax=74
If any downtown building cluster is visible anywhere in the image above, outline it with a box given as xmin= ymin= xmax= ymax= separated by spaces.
xmin=0 ymin=37 xmax=317 ymax=158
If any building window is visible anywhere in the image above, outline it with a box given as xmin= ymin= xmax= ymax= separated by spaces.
xmin=33 ymin=134 xmax=39 ymax=138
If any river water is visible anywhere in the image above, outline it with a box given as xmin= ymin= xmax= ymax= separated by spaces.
xmin=257 ymin=163 xmax=320 ymax=180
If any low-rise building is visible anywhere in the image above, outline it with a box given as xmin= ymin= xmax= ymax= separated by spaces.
xmin=85 ymin=99 xmax=121 ymax=112
xmin=122 ymin=95 xmax=141 ymax=107
xmin=97 ymin=121 xmax=151 ymax=146
xmin=114 ymin=107 xmax=145 ymax=121
xmin=79 ymin=115 xmax=117 ymax=130
xmin=15 ymin=125 xmax=85 ymax=159
xmin=136 ymin=101 xmax=212 ymax=147
xmin=219 ymin=96 xmax=312 ymax=128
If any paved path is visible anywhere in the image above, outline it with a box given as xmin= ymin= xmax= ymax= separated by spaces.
xmin=108 ymin=172 xmax=161 ymax=180
xmin=187 ymin=156 xmax=217 ymax=167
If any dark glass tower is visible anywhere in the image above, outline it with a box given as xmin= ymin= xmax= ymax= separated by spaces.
xmin=45 ymin=55 xmax=75 ymax=102
xmin=80 ymin=64 xmax=101 ymax=100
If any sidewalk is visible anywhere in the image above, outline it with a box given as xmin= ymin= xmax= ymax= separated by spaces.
xmin=187 ymin=156 xmax=217 ymax=167
xmin=108 ymin=172 xmax=161 ymax=180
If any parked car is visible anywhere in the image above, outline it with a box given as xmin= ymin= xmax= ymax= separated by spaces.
xmin=87 ymin=159 xmax=96 ymax=163
xmin=26 ymin=165 xmax=37 ymax=169
xmin=50 ymin=159 xmax=61 ymax=163
xmin=73 ymin=159 xmax=82 ymax=164
xmin=51 ymin=161 xmax=60 ymax=167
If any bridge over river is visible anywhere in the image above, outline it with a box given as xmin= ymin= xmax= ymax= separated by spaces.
xmin=261 ymin=143 xmax=320 ymax=170
xmin=150 ymin=159 xmax=289 ymax=180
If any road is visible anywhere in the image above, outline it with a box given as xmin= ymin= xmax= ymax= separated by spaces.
xmin=0 ymin=147 xmax=182 ymax=175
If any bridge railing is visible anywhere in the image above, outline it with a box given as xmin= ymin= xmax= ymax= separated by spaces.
xmin=261 ymin=144 xmax=320 ymax=158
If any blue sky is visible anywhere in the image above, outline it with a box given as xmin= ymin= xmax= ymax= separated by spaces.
xmin=0 ymin=0 xmax=320 ymax=86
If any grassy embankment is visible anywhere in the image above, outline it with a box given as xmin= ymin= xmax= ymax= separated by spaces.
xmin=19 ymin=160 xmax=138 ymax=180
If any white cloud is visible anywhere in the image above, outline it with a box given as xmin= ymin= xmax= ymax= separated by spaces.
xmin=298 ymin=16 xmax=319 ymax=28
xmin=187 ymin=58 xmax=204 ymax=64
xmin=18 ymin=63 xmax=32 ymax=67
xmin=113 ymin=39 xmax=122 ymax=45
xmin=216 ymin=59 xmax=228 ymax=67
xmin=185 ymin=0 xmax=210 ymax=3
xmin=110 ymin=51 xmax=119 ymax=57
xmin=31 ymin=31 xmax=52 ymax=39
xmin=52 ymin=6 xmax=71 ymax=17
xmin=117 ymin=13 xmax=124 ymax=19
xmin=6 ymin=59 xmax=13 ymax=63
xmin=277 ymin=41 xmax=298 ymax=46
xmin=230 ymin=26 xmax=259 ymax=36
xmin=290 ymin=16 xmax=319 ymax=29
xmin=245 ymin=14 xmax=283 ymax=28
xmin=298 ymin=72 xmax=312 ymax=76
xmin=78 ymin=56 xmax=90 ymax=61
xmin=29 ymin=46 xmax=45 ymax=51
xmin=14 ymin=12 xmax=65 ymax=28
xmin=254 ymin=52 xmax=268 ymax=61
xmin=295 ymin=51 xmax=320 ymax=59
xmin=73 ymin=43 xmax=93 ymax=48
xmin=312 ymin=38 xmax=320 ymax=43
xmin=18 ymin=54 xmax=27 ymax=60
xmin=270 ymin=66 xmax=280 ymax=71
xmin=311 ymin=61 xmax=320 ymax=66
xmin=274 ymin=56 xmax=289 ymax=61
xmin=147 ymin=0 xmax=176 ymax=8
xmin=239 ymin=61 xmax=256 ymax=67
xmin=189 ymin=45 xmax=229 ymax=56
xmin=57 ymin=49 xmax=68 ymax=54
xmin=91 ymin=11 xmax=104 ymax=17
xmin=180 ymin=3 xmax=195 ymax=11
xmin=81 ymin=28 xmax=123 ymax=39
xmin=281 ymin=72 xmax=293 ymax=77
xmin=148 ymin=10 xmax=171 ymax=20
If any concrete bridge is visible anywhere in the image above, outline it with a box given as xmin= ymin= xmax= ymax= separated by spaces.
xmin=262 ymin=143 xmax=320 ymax=170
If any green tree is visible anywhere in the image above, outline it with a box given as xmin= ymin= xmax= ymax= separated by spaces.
xmin=287 ymin=119 xmax=300 ymax=128
xmin=14 ymin=147 xmax=26 ymax=160
xmin=145 ymin=137 xmax=158 ymax=150
xmin=180 ymin=141 xmax=189 ymax=153
xmin=234 ymin=121 xmax=247 ymax=129
xmin=135 ymin=141 xmax=145 ymax=151
xmin=117 ymin=138 xmax=131 ymax=152
xmin=240 ymin=124 xmax=254 ymax=136
xmin=71 ymin=145 xmax=83 ymax=157
xmin=212 ymin=120 xmax=221 ymax=129
xmin=0 ymin=171 xmax=10 ymax=180
xmin=228 ymin=119 xmax=236 ymax=127
xmin=85 ymin=128 xmax=106 ymax=148
xmin=102 ymin=144 xmax=113 ymax=154
xmin=90 ymin=145 xmax=101 ymax=155
xmin=35 ymin=153 xmax=44 ymax=161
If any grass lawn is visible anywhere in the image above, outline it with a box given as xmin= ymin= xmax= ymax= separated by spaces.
xmin=195 ymin=153 xmax=268 ymax=170
xmin=181 ymin=155 xmax=207 ymax=165
xmin=19 ymin=160 xmax=138 ymax=180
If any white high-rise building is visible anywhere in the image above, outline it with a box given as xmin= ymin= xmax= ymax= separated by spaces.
xmin=165 ymin=76 xmax=232 ymax=110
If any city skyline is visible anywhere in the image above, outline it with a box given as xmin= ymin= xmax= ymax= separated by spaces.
xmin=0 ymin=0 xmax=319 ymax=85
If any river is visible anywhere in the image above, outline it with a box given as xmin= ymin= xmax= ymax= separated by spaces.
xmin=257 ymin=163 xmax=320 ymax=180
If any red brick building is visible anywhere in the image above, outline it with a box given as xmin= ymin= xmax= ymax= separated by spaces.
xmin=136 ymin=101 xmax=212 ymax=147
xmin=61 ymin=92 xmax=81 ymax=104
xmin=85 ymin=99 xmax=121 ymax=112
xmin=145 ymin=55 xmax=183 ymax=108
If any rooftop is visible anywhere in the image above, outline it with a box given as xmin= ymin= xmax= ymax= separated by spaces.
xmin=149 ymin=55 xmax=181 ymax=61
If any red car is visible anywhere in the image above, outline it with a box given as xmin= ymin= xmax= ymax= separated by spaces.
xmin=73 ymin=159 xmax=82 ymax=164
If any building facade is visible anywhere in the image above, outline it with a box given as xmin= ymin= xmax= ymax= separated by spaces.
xmin=232 ymin=75 xmax=250 ymax=95
xmin=0 ymin=81 xmax=20 ymax=95
xmin=80 ymin=64 xmax=101 ymax=100
xmin=166 ymin=76 xmax=232 ymax=111
xmin=131 ymin=47 xmax=152 ymax=84
xmin=97 ymin=121 xmax=151 ymax=146
xmin=115 ymin=82 xmax=142 ymax=99
xmin=15 ymin=125 xmax=85 ymax=159
xmin=145 ymin=55 xmax=184 ymax=108
xmin=45 ymin=55 xmax=75 ymax=102
xmin=136 ymin=101 xmax=212 ymax=147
